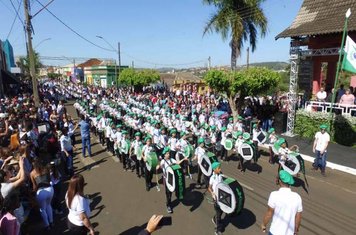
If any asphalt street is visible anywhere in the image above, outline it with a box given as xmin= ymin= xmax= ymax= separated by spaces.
xmin=48 ymin=103 xmax=356 ymax=235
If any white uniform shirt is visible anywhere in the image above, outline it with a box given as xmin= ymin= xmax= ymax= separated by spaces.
xmin=160 ymin=158 xmax=177 ymax=178
xmin=235 ymin=138 xmax=244 ymax=152
xmin=268 ymin=188 xmax=303 ymax=235
xmin=209 ymin=172 xmax=223 ymax=197
xmin=314 ymin=132 xmax=330 ymax=152
xmin=168 ymin=137 xmax=178 ymax=151
xmin=194 ymin=146 xmax=205 ymax=162
xmin=142 ymin=144 xmax=154 ymax=158
xmin=153 ymin=128 xmax=160 ymax=144
xmin=105 ymin=126 xmax=112 ymax=138
xmin=252 ymin=128 xmax=259 ymax=141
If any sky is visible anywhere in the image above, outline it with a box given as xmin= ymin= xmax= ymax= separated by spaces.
xmin=0 ymin=0 xmax=303 ymax=68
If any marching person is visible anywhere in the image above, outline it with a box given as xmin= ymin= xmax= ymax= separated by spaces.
xmin=262 ymin=170 xmax=302 ymax=235
xmin=120 ymin=130 xmax=131 ymax=171
xmin=252 ymin=123 xmax=260 ymax=163
xmin=234 ymin=131 xmax=245 ymax=172
xmin=176 ymin=131 xmax=189 ymax=176
xmin=209 ymin=162 xmax=224 ymax=235
xmin=193 ymin=137 xmax=209 ymax=189
xmin=105 ymin=121 xmax=113 ymax=153
xmin=156 ymin=146 xmax=188 ymax=213
xmin=168 ymin=129 xmax=178 ymax=160
xmin=130 ymin=132 xmax=144 ymax=178
xmin=312 ymin=124 xmax=330 ymax=176
xmin=219 ymin=127 xmax=228 ymax=161
xmin=267 ymin=128 xmax=278 ymax=164
xmin=114 ymin=124 xmax=123 ymax=162
xmin=142 ymin=137 xmax=154 ymax=191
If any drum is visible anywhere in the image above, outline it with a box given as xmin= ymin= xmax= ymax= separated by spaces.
xmin=256 ymin=131 xmax=268 ymax=144
xmin=165 ymin=164 xmax=186 ymax=200
xmin=281 ymin=153 xmax=301 ymax=176
xmin=223 ymin=139 xmax=234 ymax=151
xmin=216 ymin=176 xmax=245 ymax=215
xmin=146 ymin=152 xmax=158 ymax=171
xmin=198 ymin=152 xmax=219 ymax=177
xmin=238 ymin=143 xmax=255 ymax=161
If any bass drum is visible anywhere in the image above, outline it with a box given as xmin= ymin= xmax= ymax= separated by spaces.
xmin=238 ymin=143 xmax=255 ymax=161
xmin=215 ymin=176 xmax=245 ymax=215
xmin=198 ymin=152 xmax=219 ymax=177
xmin=256 ymin=131 xmax=268 ymax=144
xmin=165 ymin=164 xmax=186 ymax=200
xmin=281 ymin=153 xmax=301 ymax=176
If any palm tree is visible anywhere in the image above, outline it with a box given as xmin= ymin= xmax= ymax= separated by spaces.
xmin=16 ymin=52 xmax=43 ymax=77
xmin=203 ymin=0 xmax=268 ymax=70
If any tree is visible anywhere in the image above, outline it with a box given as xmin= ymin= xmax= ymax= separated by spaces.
xmin=119 ymin=68 xmax=160 ymax=91
xmin=204 ymin=67 xmax=280 ymax=120
xmin=16 ymin=52 xmax=43 ymax=77
xmin=203 ymin=0 xmax=267 ymax=70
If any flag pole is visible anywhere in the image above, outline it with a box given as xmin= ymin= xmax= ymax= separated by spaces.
xmin=329 ymin=8 xmax=351 ymax=128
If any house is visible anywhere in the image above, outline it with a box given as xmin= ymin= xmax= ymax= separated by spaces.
xmin=0 ymin=39 xmax=20 ymax=97
xmin=276 ymin=0 xmax=356 ymax=95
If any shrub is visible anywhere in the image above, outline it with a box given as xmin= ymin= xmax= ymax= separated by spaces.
xmin=295 ymin=110 xmax=356 ymax=147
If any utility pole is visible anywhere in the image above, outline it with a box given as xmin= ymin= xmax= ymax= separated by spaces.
xmin=246 ymin=47 xmax=250 ymax=69
xmin=208 ymin=56 xmax=211 ymax=70
xmin=132 ymin=61 xmax=134 ymax=68
xmin=24 ymin=0 xmax=40 ymax=106
xmin=118 ymin=42 xmax=121 ymax=75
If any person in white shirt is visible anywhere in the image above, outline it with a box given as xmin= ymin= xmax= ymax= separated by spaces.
xmin=312 ymin=124 xmax=330 ymax=176
xmin=66 ymin=174 xmax=95 ymax=235
xmin=316 ymin=87 xmax=327 ymax=102
xmin=267 ymin=128 xmax=278 ymax=164
xmin=192 ymin=138 xmax=208 ymax=188
xmin=234 ymin=131 xmax=245 ymax=172
xmin=262 ymin=170 xmax=302 ymax=235
xmin=168 ymin=129 xmax=178 ymax=159
xmin=142 ymin=137 xmax=154 ymax=191
xmin=130 ymin=132 xmax=144 ymax=178
xmin=219 ymin=127 xmax=228 ymax=161
xmin=156 ymin=147 xmax=187 ymax=214
xmin=114 ymin=125 xmax=123 ymax=162
xmin=60 ymin=128 xmax=74 ymax=176
xmin=209 ymin=162 xmax=224 ymax=235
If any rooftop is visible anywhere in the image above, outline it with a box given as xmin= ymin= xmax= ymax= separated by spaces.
xmin=276 ymin=0 xmax=356 ymax=39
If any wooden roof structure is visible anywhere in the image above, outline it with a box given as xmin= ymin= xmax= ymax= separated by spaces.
xmin=276 ymin=0 xmax=356 ymax=39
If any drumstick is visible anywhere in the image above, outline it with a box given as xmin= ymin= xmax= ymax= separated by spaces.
xmin=155 ymin=169 xmax=160 ymax=192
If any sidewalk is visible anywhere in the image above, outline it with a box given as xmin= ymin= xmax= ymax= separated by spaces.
xmin=261 ymin=135 xmax=356 ymax=176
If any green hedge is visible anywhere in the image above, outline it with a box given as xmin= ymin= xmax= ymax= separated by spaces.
xmin=295 ymin=110 xmax=356 ymax=147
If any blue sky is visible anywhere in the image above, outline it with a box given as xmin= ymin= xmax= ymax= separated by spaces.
xmin=0 ymin=0 xmax=303 ymax=68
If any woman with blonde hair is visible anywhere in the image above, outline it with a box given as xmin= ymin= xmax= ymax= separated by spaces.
xmin=66 ymin=174 xmax=95 ymax=235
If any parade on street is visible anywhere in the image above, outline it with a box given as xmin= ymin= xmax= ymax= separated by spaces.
xmin=0 ymin=0 xmax=356 ymax=235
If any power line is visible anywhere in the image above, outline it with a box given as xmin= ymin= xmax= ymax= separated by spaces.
xmin=121 ymin=52 xmax=206 ymax=66
xmin=6 ymin=0 xmax=23 ymax=39
xmin=34 ymin=0 xmax=113 ymax=52
xmin=8 ymin=0 xmax=24 ymax=25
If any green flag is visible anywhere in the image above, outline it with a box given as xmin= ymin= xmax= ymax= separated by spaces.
xmin=342 ymin=36 xmax=356 ymax=73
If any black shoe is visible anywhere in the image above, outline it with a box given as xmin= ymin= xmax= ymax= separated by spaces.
xmin=146 ymin=187 xmax=150 ymax=191
xmin=196 ymin=184 xmax=202 ymax=189
xmin=167 ymin=206 xmax=173 ymax=214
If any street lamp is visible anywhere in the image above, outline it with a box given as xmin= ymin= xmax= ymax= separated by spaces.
xmin=34 ymin=37 xmax=51 ymax=49
xmin=96 ymin=35 xmax=121 ymax=87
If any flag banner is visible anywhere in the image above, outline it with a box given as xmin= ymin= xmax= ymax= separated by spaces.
xmin=342 ymin=36 xmax=356 ymax=73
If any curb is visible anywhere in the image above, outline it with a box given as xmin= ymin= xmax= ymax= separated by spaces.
xmin=259 ymin=144 xmax=356 ymax=176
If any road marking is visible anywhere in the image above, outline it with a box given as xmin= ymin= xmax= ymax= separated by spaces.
xmin=240 ymin=182 xmax=254 ymax=191
xmin=307 ymin=175 xmax=356 ymax=195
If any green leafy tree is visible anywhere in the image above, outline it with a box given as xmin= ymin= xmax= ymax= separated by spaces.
xmin=204 ymin=67 xmax=280 ymax=120
xmin=16 ymin=52 xmax=43 ymax=77
xmin=119 ymin=68 xmax=160 ymax=91
xmin=203 ymin=0 xmax=267 ymax=70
